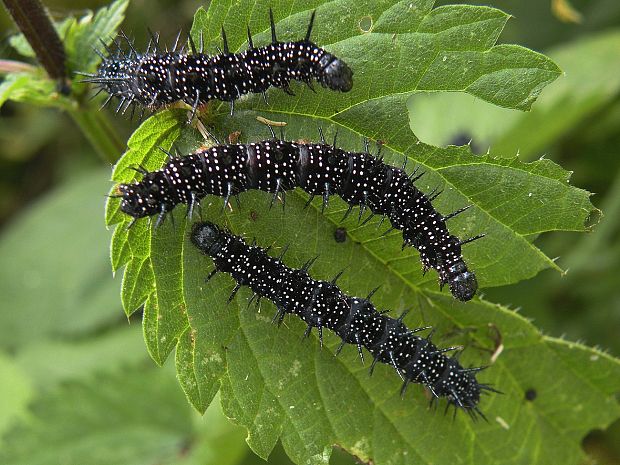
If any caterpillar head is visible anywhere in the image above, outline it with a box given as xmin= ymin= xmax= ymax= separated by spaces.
xmin=445 ymin=365 xmax=483 ymax=413
xmin=446 ymin=261 xmax=478 ymax=302
xmin=117 ymin=176 xmax=169 ymax=218
xmin=444 ymin=362 xmax=500 ymax=421
xmin=319 ymin=55 xmax=353 ymax=92
xmin=92 ymin=58 xmax=134 ymax=99
xmin=191 ymin=222 xmax=224 ymax=255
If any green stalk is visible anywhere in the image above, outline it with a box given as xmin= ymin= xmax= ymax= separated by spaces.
xmin=69 ymin=109 xmax=125 ymax=164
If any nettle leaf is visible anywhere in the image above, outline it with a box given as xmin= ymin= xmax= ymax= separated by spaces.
xmin=0 ymin=71 xmax=68 ymax=109
xmin=14 ymin=326 xmax=147 ymax=391
xmin=408 ymin=29 xmax=620 ymax=159
xmin=103 ymin=1 xmax=616 ymax=464
xmin=0 ymin=353 xmax=33 ymax=447
xmin=8 ymin=17 xmax=74 ymax=59
xmin=64 ymin=0 xmax=129 ymax=75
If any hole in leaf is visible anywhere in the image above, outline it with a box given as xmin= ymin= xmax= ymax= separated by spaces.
xmin=358 ymin=16 xmax=373 ymax=33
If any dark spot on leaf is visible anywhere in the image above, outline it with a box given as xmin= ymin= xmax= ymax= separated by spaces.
xmin=249 ymin=210 xmax=259 ymax=222
xmin=525 ymin=388 xmax=537 ymax=401
xmin=334 ymin=227 xmax=347 ymax=243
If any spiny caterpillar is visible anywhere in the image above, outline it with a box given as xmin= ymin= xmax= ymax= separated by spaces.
xmin=114 ymin=133 xmax=483 ymax=301
xmin=191 ymin=221 xmax=496 ymax=418
xmin=80 ymin=10 xmax=353 ymax=118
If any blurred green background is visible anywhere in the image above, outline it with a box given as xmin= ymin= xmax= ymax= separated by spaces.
xmin=1 ymin=0 xmax=619 ymax=464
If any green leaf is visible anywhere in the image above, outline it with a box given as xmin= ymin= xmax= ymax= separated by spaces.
xmin=14 ymin=326 xmax=147 ymax=391
xmin=0 ymin=353 xmax=32 ymax=447
xmin=0 ymin=364 xmax=252 ymax=465
xmin=0 ymin=364 xmax=194 ymax=465
xmin=64 ymin=0 xmax=129 ymax=74
xmin=0 ymin=74 xmax=31 ymax=107
xmin=408 ymin=29 xmax=620 ymax=159
xmin=104 ymin=1 xmax=616 ymax=464
xmin=491 ymin=29 xmax=620 ymax=158
xmin=2 ymin=325 xmax=251 ymax=465
xmin=8 ymin=17 xmax=74 ymax=58
xmin=0 ymin=72 xmax=69 ymax=108
xmin=176 ymin=397 xmax=252 ymax=465
xmin=0 ymin=168 xmax=121 ymax=349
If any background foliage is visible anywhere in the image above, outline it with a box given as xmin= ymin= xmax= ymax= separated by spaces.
xmin=1 ymin=0 xmax=619 ymax=464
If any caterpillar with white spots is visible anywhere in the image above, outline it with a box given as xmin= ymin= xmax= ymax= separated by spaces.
xmin=190 ymin=221 xmax=496 ymax=418
xmin=80 ymin=10 xmax=353 ymax=118
xmin=115 ymin=135 xmax=484 ymax=301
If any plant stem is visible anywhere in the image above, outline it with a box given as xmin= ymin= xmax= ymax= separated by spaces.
xmin=69 ymin=109 xmax=125 ymax=164
xmin=1 ymin=0 xmax=68 ymax=91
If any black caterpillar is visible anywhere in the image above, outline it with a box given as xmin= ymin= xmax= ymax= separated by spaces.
xmin=80 ymin=10 xmax=352 ymax=118
xmin=191 ymin=221 xmax=496 ymax=418
xmin=115 ymin=135 xmax=483 ymax=301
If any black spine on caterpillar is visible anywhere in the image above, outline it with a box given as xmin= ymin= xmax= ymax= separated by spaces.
xmin=80 ymin=11 xmax=352 ymax=116
xmin=191 ymin=221 xmax=495 ymax=418
xmin=116 ymin=138 xmax=483 ymax=301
